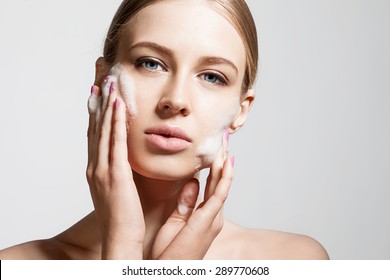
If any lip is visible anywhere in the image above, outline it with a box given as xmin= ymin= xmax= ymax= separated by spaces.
xmin=145 ymin=125 xmax=192 ymax=152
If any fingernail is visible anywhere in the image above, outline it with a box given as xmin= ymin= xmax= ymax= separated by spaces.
xmin=230 ymin=156 xmax=235 ymax=167
xmin=109 ymin=82 xmax=115 ymax=94
xmin=114 ymin=98 xmax=119 ymax=109
xmin=104 ymin=76 xmax=109 ymax=83
xmin=225 ymin=128 xmax=230 ymax=142
xmin=90 ymin=85 xmax=95 ymax=95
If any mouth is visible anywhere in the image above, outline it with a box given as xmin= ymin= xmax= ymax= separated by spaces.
xmin=145 ymin=125 xmax=192 ymax=152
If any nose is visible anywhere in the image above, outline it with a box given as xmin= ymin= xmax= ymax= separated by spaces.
xmin=157 ymin=75 xmax=192 ymax=117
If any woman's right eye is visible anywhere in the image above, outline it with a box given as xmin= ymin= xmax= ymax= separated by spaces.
xmin=136 ymin=59 xmax=165 ymax=72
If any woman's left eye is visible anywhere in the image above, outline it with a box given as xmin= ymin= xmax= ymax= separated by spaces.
xmin=201 ymin=73 xmax=227 ymax=85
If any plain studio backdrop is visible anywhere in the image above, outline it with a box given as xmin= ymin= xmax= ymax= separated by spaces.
xmin=0 ymin=0 xmax=389 ymax=259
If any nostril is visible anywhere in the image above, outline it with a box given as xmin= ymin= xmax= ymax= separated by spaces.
xmin=164 ymin=105 xmax=170 ymax=110
xmin=180 ymin=108 xmax=189 ymax=116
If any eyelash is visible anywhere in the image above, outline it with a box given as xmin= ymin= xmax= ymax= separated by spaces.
xmin=135 ymin=58 xmax=228 ymax=86
xmin=135 ymin=58 xmax=167 ymax=72
xmin=200 ymin=72 xmax=228 ymax=86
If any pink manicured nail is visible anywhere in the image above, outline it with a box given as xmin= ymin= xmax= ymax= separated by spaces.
xmin=225 ymin=128 xmax=230 ymax=142
xmin=109 ymin=82 xmax=115 ymax=94
xmin=230 ymin=156 xmax=235 ymax=167
xmin=90 ymin=85 xmax=95 ymax=95
xmin=104 ymin=76 xmax=109 ymax=83
xmin=114 ymin=98 xmax=119 ymax=109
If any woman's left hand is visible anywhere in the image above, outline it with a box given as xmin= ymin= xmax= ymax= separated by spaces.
xmin=151 ymin=132 xmax=234 ymax=259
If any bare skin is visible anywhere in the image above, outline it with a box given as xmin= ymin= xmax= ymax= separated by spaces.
xmin=0 ymin=1 xmax=329 ymax=260
xmin=0 ymin=213 xmax=329 ymax=259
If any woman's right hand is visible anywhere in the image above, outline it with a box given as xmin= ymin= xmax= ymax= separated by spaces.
xmin=86 ymin=79 xmax=145 ymax=259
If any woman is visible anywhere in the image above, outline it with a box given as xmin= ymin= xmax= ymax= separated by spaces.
xmin=0 ymin=0 xmax=328 ymax=259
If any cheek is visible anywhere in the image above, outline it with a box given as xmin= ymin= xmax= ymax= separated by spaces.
xmin=107 ymin=63 xmax=138 ymax=116
xmin=118 ymin=70 xmax=137 ymax=116
xmin=195 ymin=102 xmax=238 ymax=168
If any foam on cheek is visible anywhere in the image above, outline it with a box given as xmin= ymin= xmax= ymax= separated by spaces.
xmin=195 ymin=111 xmax=235 ymax=168
xmin=102 ymin=63 xmax=137 ymax=116
xmin=118 ymin=69 xmax=137 ymax=116
xmin=195 ymin=130 xmax=224 ymax=167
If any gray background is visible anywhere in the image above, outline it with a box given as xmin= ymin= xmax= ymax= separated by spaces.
xmin=0 ymin=0 xmax=389 ymax=259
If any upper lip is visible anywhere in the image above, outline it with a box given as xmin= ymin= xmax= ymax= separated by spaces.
xmin=145 ymin=125 xmax=192 ymax=142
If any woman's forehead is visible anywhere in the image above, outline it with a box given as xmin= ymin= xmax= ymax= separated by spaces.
xmin=119 ymin=0 xmax=246 ymax=71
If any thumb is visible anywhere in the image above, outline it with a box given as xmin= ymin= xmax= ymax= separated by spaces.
xmin=170 ymin=178 xmax=200 ymax=222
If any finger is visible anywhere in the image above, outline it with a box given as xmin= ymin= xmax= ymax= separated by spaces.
xmin=87 ymin=85 xmax=100 ymax=163
xmin=101 ymin=75 xmax=111 ymax=114
xmin=204 ymin=128 xmax=229 ymax=200
xmin=201 ymin=155 xmax=234 ymax=216
xmin=159 ymin=158 xmax=233 ymax=260
xmin=111 ymin=97 xmax=130 ymax=167
xmin=169 ymin=179 xmax=200 ymax=222
xmin=97 ymin=81 xmax=116 ymax=167
xmin=92 ymin=96 xmax=102 ymax=168
xmin=87 ymin=86 xmax=98 ymax=163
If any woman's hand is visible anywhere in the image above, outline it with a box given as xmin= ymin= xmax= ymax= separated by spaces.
xmin=86 ymin=78 xmax=145 ymax=259
xmin=151 ymin=130 xmax=234 ymax=259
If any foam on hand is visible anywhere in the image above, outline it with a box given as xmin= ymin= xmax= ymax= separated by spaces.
xmin=87 ymin=90 xmax=99 ymax=114
xmin=88 ymin=86 xmax=102 ymax=121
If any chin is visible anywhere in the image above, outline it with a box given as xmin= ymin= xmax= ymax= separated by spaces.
xmin=130 ymin=157 xmax=198 ymax=182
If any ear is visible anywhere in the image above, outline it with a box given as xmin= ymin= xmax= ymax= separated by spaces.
xmin=229 ymin=88 xmax=255 ymax=133
xmin=94 ymin=57 xmax=110 ymax=86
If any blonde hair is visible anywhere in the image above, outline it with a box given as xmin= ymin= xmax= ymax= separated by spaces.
xmin=104 ymin=0 xmax=258 ymax=93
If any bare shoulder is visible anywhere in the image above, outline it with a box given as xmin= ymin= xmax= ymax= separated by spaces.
xmin=0 ymin=239 xmax=70 ymax=260
xmin=245 ymin=228 xmax=330 ymax=260
xmin=208 ymin=221 xmax=329 ymax=260
xmin=0 ymin=212 xmax=100 ymax=260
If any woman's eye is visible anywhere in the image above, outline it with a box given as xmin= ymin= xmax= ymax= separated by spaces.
xmin=202 ymin=73 xmax=227 ymax=85
xmin=136 ymin=59 xmax=165 ymax=72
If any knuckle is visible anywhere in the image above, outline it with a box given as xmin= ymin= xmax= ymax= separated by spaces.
xmin=223 ymin=171 xmax=234 ymax=182
xmin=99 ymin=126 xmax=107 ymax=139
xmin=111 ymin=132 xmax=125 ymax=145
xmin=214 ymin=191 xmax=228 ymax=205
xmin=93 ymin=167 xmax=107 ymax=184
xmin=211 ymin=217 xmax=224 ymax=234
xmin=86 ymin=167 xmax=93 ymax=181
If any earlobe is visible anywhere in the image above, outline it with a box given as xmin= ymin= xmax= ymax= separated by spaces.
xmin=229 ymin=89 xmax=255 ymax=133
xmin=94 ymin=57 xmax=109 ymax=86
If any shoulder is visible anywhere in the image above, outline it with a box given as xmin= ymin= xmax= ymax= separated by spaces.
xmin=0 ymin=212 xmax=100 ymax=260
xmin=245 ymin=228 xmax=330 ymax=260
xmin=209 ymin=221 xmax=329 ymax=260
xmin=0 ymin=239 xmax=70 ymax=260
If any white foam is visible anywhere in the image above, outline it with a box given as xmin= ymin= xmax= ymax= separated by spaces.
xmin=178 ymin=203 xmax=189 ymax=216
xmin=195 ymin=108 xmax=237 ymax=169
xmin=87 ymin=93 xmax=99 ymax=114
xmin=108 ymin=63 xmax=137 ymax=116
xmin=196 ymin=130 xmax=224 ymax=166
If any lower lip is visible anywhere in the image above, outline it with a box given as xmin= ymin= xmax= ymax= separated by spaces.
xmin=145 ymin=134 xmax=191 ymax=152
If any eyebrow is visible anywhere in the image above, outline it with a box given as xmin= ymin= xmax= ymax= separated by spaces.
xmin=127 ymin=42 xmax=174 ymax=57
xmin=198 ymin=56 xmax=238 ymax=74
xmin=128 ymin=41 xmax=239 ymax=74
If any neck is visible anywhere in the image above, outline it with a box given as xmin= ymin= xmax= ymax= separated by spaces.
xmin=132 ymin=171 xmax=194 ymax=258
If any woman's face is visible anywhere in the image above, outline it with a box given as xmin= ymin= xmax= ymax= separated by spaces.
xmin=106 ymin=0 xmax=250 ymax=180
